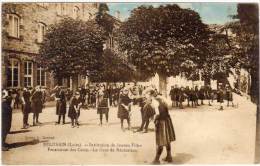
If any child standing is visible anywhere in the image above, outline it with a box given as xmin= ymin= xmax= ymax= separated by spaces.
xmin=68 ymin=92 xmax=82 ymax=128
xmin=97 ymin=90 xmax=110 ymax=126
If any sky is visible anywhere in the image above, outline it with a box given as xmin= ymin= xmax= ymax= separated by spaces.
xmin=107 ymin=3 xmax=238 ymax=25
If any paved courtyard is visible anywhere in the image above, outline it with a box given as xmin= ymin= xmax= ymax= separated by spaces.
xmin=2 ymin=94 xmax=257 ymax=164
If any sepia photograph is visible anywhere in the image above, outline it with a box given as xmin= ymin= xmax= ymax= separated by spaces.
xmin=1 ymin=1 xmax=259 ymax=165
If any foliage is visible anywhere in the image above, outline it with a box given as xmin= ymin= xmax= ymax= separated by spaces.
xmin=200 ymin=30 xmax=234 ymax=82
xmin=117 ymin=4 xmax=212 ymax=80
xmin=89 ymin=49 xmax=135 ymax=82
xmin=39 ymin=18 xmax=106 ymax=79
xmin=228 ymin=3 xmax=259 ymax=102
xmin=95 ymin=3 xmax=115 ymax=35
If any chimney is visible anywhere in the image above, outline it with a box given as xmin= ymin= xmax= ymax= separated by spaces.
xmin=115 ymin=10 xmax=120 ymax=20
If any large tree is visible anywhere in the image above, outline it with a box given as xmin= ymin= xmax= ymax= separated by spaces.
xmin=200 ymin=27 xmax=234 ymax=86
xmin=228 ymin=3 xmax=259 ymax=163
xmin=39 ymin=18 xmax=106 ymax=89
xmin=228 ymin=4 xmax=259 ymax=103
xmin=117 ymin=4 xmax=212 ymax=96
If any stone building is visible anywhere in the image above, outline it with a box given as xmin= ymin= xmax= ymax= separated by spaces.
xmin=1 ymin=3 xmax=99 ymax=90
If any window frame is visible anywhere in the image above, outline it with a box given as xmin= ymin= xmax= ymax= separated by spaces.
xmin=37 ymin=22 xmax=46 ymax=43
xmin=7 ymin=58 xmax=20 ymax=88
xmin=37 ymin=66 xmax=46 ymax=87
xmin=38 ymin=3 xmax=48 ymax=9
xmin=24 ymin=61 xmax=33 ymax=87
xmin=56 ymin=4 xmax=67 ymax=16
xmin=8 ymin=14 xmax=20 ymax=38
xmin=73 ymin=6 xmax=80 ymax=19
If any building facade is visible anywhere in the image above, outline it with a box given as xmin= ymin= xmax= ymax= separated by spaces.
xmin=2 ymin=3 xmax=99 ymax=90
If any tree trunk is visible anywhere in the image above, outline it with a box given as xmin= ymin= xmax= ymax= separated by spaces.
xmin=256 ymin=104 xmax=260 ymax=163
xmin=57 ymin=76 xmax=63 ymax=86
xmin=72 ymin=75 xmax=79 ymax=93
xmin=158 ymin=72 xmax=167 ymax=98
xmin=204 ymin=77 xmax=211 ymax=87
xmin=67 ymin=77 xmax=71 ymax=88
xmin=251 ymin=71 xmax=260 ymax=163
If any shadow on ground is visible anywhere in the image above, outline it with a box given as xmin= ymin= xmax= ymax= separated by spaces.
xmin=172 ymin=153 xmax=194 ymax=164
xmin=7 ymin=139 xmax=48 ymax=149
xmin=9 ymin=130 xmax=31 ymax=134
xmin=131 ymin=126 xmax=155 ymax=132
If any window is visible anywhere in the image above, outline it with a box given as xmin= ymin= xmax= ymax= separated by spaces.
xmin=7 ymin=58 xmax=20 ymax=87
xmin=8 ymin=14 xmax=20 ymax=38
xmin=38 ymin=3 xmax=48 ymax=8
xmin=37 ymin=67 xmax=46 ymax=86
xmin=37 ymin=23 xmax=46 ymax=43
xmin=57 ymin=4 xmax=66 ymax=15
xmin=93 ymin=3 xmax=98 ymax=8
xmin=24 ymin=61 xmax=33 ymax=87
xmin=73 ymin=6 xmax=80 ymax=19
xmin=56 ymin=4 xmax=62 ymax=15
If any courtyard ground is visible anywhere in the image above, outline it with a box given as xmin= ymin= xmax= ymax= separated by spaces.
xmin=2 ymin=94 xmax=257 ymax=164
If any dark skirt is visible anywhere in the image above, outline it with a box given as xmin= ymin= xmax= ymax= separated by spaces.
xmin=31 ymin=101 xmax=42 ymax=113
xmin=199 ymin=93 xmax=205 ymax=100
xmin=56 ymin=101 xmax=67 ymax=115
xmin=155 ymin=116 xmax=176 ymax=146
xmin=217 ymin=93 xmax=224 ymax=103
xmin=170 ymin=95 xmax=176 ymax=101
xmin=117 ymin=105 xmax=130 ymax=119
xmin=68 ymin=107 xmax=80 ymax=119
xmin=143 ymin=103 xmax=155 ymax=120
xmin=226 ymin=92 xmax=233 ymax=101
xmin=97 ymin=107 xmax=109 ymax=114
xmin=23 ymin=102 xmax=31 ymax=114
xmin=190 ymin=94 xmax=197 ymax=101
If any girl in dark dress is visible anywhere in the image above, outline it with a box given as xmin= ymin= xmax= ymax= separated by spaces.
xmin=225 ymin=86 xmax=234 ymax=107
xmin=31 ymin=86 xmax=43 ymax=126
xmin=117 ymin=88 xmax=132 ymax=131
xmin=205 ymin=85 xmax=213 ymax=106
xmin=97 ymin=90 xmax=110 ymax=125
xmin=55 ymin=88 xmax=67 ymax=125
xmin=194 ymin=86 xmax=200 ymax=106
xmin=190 ymin=87 xmax=196 ymax=108
xmin=68 ymin=92 xmax=82 ymax=128
xmin=199 ymin=86 xmax=205 ymax=105
xmin=217 ymin=84 xmax=225 ymax=110
xmin=21 ymin=87 xmax=31 ymax=129
xmin=178 ymin=87 xmax=185 ymax=109
xmin=141 ymin=97 xmax=156 ymax=133
xmin=145 ymin=90 xmax=175 ymax=164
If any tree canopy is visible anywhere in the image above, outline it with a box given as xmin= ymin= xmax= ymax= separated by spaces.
xmin=39 ymin=18 xmax=106 ymax=81
xmin=228 ymin=3 xmax=259 ymax=102
xmin=117 ymin=4 xmax=212 ymax=79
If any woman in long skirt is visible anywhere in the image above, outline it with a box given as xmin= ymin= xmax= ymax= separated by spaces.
xmin=145 ymin=89 xmax=175 ymax=164
xmin=31 ymin=86 xmax=43 ymax=126
xmin=21 ymin=87 xmax=31 ymax=129
xmin=117 ymin=88 xmax=132 ymax=131
xmin=55 ymin=88 xmax=67 ymax=125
